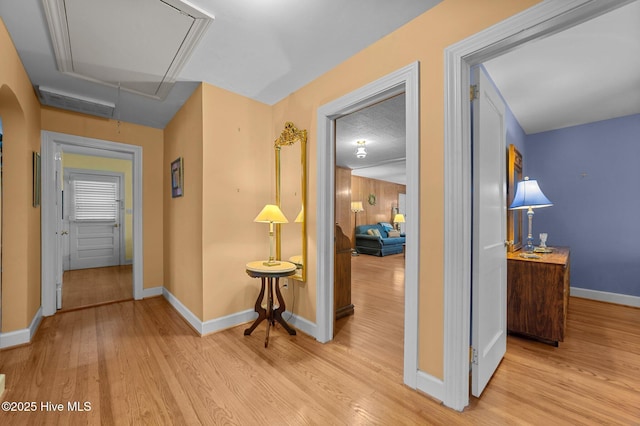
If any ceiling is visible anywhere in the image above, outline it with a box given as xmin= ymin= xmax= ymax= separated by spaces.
xmin=0 ymin=0 xmax=442 ymax=128
xmin=337 ymin=1 xmax=640 ymax=184
xmin=1 ymin=1 xmax=638 ymax=184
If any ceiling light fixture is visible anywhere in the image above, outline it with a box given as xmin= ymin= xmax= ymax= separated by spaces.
xmin=355 ymin=140 xmax=367 ymax=159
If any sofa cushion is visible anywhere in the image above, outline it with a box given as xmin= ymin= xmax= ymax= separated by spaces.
xmin=379 ymin=222 xmax=394 ymax=232
xmin=367 ymin=228 xmax=381 ymax=237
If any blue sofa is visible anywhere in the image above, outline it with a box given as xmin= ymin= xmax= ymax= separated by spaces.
xmin=355 ymin=223 xmax=405 ymax=256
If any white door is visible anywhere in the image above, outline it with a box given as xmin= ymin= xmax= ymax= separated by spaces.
xmin=68 ymin=172 xmax=122 ymax=270
xmin=471 ymin=67 xmax=507 ymax=397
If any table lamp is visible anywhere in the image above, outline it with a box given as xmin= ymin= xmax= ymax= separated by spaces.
xmin=393 ymin=213 xmax=405 ymax=231
xmin=254 ymin=204 xmax=289 ymax=266
xmin=509 ymin=177 xmax=552 ymax=253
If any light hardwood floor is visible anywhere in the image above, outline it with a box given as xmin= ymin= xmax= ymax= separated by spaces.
xmin=1 ymin=254 xmax=638 ymax=424
xmin=61 ymin=265 xmax=133 ymax=311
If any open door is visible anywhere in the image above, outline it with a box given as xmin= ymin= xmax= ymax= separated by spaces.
xmin=471 ymin=67 xmax=508 ymax=397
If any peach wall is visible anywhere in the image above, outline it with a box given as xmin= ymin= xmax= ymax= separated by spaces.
xmin=200 ymin=83 xmax=273 ymax=321
xmin=40 ymin=108 xmax=164 ymax=290
xmin=0 ymin=19 xmax=43 ymax=332
xmin=163 ymin=86 xmax=205 ymax=319
xmin=271 ymin=0 xmax=541 ymax=378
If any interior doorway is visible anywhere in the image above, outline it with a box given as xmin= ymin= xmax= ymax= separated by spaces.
xmin=316 ymin=62 xmax=420 ymax=389
xmin=41 ymin=131 xmax=143 ymax=317
xmin=58 ymin=158 xmax=133 ymax=311
xmin=442 ymin=0 xmax=631 ymax=411
xmin=333 ymin=95 xmax=408 ymax=375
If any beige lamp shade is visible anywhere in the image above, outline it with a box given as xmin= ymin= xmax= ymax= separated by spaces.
xmin=393 ymin=213 xmax=405 ymax=223
xmin=350 ymin=201 xmax=364 ymax=213
xmin=294 ymin=206 xmax=304 ymax=223
xmin=254 ymin=204 xmax=289 ymax=223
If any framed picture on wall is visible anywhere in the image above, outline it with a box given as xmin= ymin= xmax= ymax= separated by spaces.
xmin=33 ymin=151 xmax=41 ymax=207
xmin=171 ymin=157 xmax=184 ymax=198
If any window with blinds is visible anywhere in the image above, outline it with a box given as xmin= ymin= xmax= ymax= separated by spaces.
xmin=72 ymin=179 xmax=118 ymax=221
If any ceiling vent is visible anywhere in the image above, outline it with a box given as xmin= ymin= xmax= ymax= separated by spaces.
xmin=42 ymin=0 xmax=214 ymax=100
xmin=36 ymin=86 xmax=115 ymax=119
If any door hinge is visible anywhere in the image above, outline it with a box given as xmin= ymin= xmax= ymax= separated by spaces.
xmin=470 ymin=84 xmax=479 ymax=102
xmin=471 ymin=347 xmax=478 ymax=365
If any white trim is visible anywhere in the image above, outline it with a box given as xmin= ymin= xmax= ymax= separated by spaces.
xmin=283 ymin=311 xmax=317 ymax=338
xmin=202 ymin=310 xmax=255 ymax=336
xmin=416 ymin=371 xmax=445 ymax=403
xmin=162 ymin=288 xmax=265 ymax=336
xmin=0 ymin=307 xmax=42 ymax=349
xmin=162 ymin=288 xmax=204 ymax=334
xmin=571 ymin=287 xmax=640 ymax=308
xmin=142 ymin=286 xmax=164 ymax=298
xmin=443 ymin=0 xmax=630 ymax=412
xmin=41 ymin=131 xmax=144 ymax=317
xmin=316 ymin=62 xmax=420 ymax=388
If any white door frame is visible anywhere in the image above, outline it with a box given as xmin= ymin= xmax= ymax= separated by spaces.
xmin=317 ymin=62 xmax=421 ymax=388
xmin=442 ymin=0 xmax=631 ymax=411
xmin=41 ymin=131 xmax=143 ymax=316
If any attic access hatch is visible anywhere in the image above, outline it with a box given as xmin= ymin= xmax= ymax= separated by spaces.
xmin=42 ymin=0 xmax=213 ymax=100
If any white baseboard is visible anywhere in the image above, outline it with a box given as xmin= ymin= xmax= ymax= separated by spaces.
xmin=0 ymin=306 xmax=43 ymax=349
xmin=283 ymin=311 xmax=317 ymax=338
xmin=202 ymin=309 xmax=256 ymax=335
xmin=162 ymin=288 xmax=205 ymax=334
xmin=416 ymin=371 xmax=445 ymax=404
xmin=571 ymin=287 xmax=640 ymax=308
xmin=162 ymin=288 xmax=279 ymax=336
xmin=142 ymin=286 xmax=163 ymax=298
xmin=161 ymin=288 xmax=318 ymax=338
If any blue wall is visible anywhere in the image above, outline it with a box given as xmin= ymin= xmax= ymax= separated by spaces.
xmin=526 ymin=114 xmax=640 ymax=297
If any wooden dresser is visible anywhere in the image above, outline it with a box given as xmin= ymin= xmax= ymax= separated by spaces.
xmin=335 ymin=224 xmax=354 ymax=319
xmin=506 ymin=247 xmax=570 ymax=346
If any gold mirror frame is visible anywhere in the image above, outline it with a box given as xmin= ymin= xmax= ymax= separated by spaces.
xmin=275 ymin=122 xmax=307 ymax=281
xmin=507 ymin=144 xmax=523 ymax=252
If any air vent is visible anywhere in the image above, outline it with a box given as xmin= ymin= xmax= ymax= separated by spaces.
xmin=36 ymin=86 xmax=115 ymax=118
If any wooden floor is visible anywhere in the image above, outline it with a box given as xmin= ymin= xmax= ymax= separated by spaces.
xmin=61 ymin=265 xmax=133 ymax=311
xmin=1 ymin=254 xmax=639 ymax=424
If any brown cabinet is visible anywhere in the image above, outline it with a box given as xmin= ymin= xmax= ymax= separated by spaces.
xmin=335 ymin=224 xmax=354 ymax=319
xmin=507 ymin=247 xmax=570 ymax=346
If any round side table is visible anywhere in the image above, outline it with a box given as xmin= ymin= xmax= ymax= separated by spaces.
xmin=244 ymin=261 xmax=297 ymax=347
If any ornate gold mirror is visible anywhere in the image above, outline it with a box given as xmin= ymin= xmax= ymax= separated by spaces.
xmin=275 ymin=122 xmax=307 ymax=281
xmin=507 ymin=144 xmax=523 ymax=252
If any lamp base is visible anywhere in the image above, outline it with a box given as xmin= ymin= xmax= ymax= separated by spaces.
xmin=524 ymin=238 xmax=535 ymax=253
xmin=262 ymin=260 xmax=281 ymax=267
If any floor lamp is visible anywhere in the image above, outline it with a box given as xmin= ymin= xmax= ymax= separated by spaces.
xmin=350 ymin=201 xmax=364 ymax=256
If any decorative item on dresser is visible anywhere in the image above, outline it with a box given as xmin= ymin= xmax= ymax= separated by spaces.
xmin=507 ymin=246 xmax=570 ymax=346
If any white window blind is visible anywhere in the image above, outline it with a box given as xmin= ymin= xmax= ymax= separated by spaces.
xmin=72 ymin=179 xmax=118 ymax=221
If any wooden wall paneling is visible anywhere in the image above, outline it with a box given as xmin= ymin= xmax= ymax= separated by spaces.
xmin=351 ymin=175 xmax=406 ymax=226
